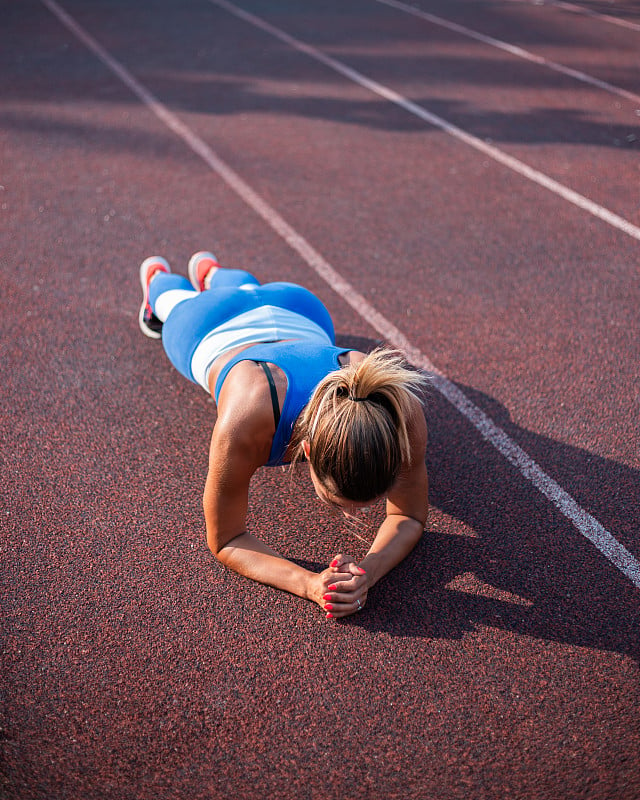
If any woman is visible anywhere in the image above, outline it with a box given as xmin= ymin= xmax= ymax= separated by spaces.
xmin=138 ymin=250 xmax=429 ymax=619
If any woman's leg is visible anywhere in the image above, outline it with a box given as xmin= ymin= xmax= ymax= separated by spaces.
xmin=188 ymin=250 xmax=260 ymax=292
xmin=140 ymin=254 xmax=262 ymax=383
xmin=208 ymin=268 xmax=260 ymax=290
xmin=149 ymin=272 xmax=197 ymax=322
xmin=154 ymin=256 xmax=261 ymax=384
xmin=149 ymin=261 xmax=260 ymax=323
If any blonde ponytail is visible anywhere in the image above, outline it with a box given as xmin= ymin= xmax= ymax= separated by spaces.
xmin=293 ymin=348 xmax=428 ymax=501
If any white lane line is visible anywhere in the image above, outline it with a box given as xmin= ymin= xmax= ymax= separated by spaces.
xmin=374 ymin=0 xmax=640 ymax=106
xmin=208 ymin=0 xmax=640 ymax=244
xmin=40 ymin=0 xmax=640 ymax=591
xmin=534 ymin=0 xmax=640 ymax=34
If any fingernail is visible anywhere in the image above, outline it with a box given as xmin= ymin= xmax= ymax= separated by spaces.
xmin=328 ymin=584 xmax=337 ymax=591
xmin=324 ymin=604 xmax=333 ymax=611
xmin=330 ymin=558 xmax=339 ymax=567
xmin=358 ymin=567 xmax=366 ymax=574
xmin=326 ymin=612 xmax=334 ymax=619
xmin=322 ymin=594 xmax=331 ymax=601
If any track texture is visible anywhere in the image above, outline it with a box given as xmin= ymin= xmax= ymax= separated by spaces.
xmin=1 ymin=1 xmax=639 ymax=798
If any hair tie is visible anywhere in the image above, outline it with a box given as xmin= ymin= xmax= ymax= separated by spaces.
xmin=349 ymin=395 xmax=368 ymax=402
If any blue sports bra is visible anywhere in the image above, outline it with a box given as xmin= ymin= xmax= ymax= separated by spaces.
xmin=214 ymin=341 xmax=350 ymax=466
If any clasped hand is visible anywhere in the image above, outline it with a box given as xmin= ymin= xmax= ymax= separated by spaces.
xmin=310 ymin=553 xmax=369 ymax=619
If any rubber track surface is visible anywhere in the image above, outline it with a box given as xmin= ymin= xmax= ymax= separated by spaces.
xmin=1 ymin=1 xmax=639 ymax=798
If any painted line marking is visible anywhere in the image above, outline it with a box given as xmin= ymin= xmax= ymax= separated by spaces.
xmin=374 ymin=0 xmax=640 ymax=106
xmin=207 ymin=0 xmax=640 ymax=244
xmin=529 ymin=0 xmax=640 ymax=34
xmin=40 ymin=0 xmax=640 ymax=590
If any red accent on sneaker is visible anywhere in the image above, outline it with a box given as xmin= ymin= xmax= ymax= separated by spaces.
xmin=188 ymin=251 xmax=220 ymax=292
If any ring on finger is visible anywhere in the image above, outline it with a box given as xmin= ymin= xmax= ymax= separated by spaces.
xmin=357 ymin=599 xmax=362 ymax=611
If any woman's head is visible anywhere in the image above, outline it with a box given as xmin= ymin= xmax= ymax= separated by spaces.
xmin=295 ymin=348 xmax=428 ymax=503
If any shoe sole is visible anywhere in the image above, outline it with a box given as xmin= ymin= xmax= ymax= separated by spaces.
xmin=138 ymin=256 xmax=171 ymax=339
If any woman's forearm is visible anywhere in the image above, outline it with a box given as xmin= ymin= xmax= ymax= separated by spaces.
xmin=214 ymin=531 xmax=314 ymax=599
xmin=360 ymin=515 xmax=424 ymax=588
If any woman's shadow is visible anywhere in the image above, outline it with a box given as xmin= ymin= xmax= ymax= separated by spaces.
xmin=334 ymin=335 xmax=640 ymax=662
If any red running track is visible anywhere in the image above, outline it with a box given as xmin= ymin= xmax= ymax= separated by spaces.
xmin=1 ymin=0 xmax=639 ymax=798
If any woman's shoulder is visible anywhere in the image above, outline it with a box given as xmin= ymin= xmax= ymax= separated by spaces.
xmin=338 ymin=349 xmax=366 ymax=367
xmin=213 ymin=360 xmax=279 ymax=467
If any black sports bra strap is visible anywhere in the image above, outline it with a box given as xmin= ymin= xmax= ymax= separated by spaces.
xmin=257 ymin=361 xmax=281 ymax=429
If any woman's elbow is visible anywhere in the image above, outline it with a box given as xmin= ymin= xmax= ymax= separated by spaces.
xmin=206 ymin=528 xmax=242 ymax=564
xmin=206 ymin=529 xmax=225 ymax=559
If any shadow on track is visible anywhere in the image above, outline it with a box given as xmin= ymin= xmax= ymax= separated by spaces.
xmin=3 ymin=2 xmax=639 ymax=150
xmin=333 ymin=334 xmax=640 ymax=662
xmin=3 ymin=84 xmax=638 ymax=151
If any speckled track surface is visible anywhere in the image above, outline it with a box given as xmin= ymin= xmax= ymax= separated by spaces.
xmin=1 ymin=1 xmax=639 ymax=798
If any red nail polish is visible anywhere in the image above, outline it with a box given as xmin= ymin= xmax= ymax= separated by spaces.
xmin=330 ymin=558 xmax=339 ymax=567
xmin=325 ymin=604 xmax=333 ymax=611
xmin=326 ymin=612 xmax=334 ymax=619
xmin=358 ymin=567 xmax=366 ymax=574
xmin=322 ymin=594 xmax=331 ymax=601
xmin=328 ymin=584 xmax=337 ymax=591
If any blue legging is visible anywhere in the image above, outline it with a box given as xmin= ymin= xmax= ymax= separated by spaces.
xmin=148 ymin=268 xmax=334 ymax=385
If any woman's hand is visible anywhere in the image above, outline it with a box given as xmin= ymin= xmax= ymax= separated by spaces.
xmin=307 ymin=553 xmax=369 ymax=619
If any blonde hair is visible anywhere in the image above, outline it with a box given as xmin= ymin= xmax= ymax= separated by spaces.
xmin=292 ymin=348 xmax=428 ymax=502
